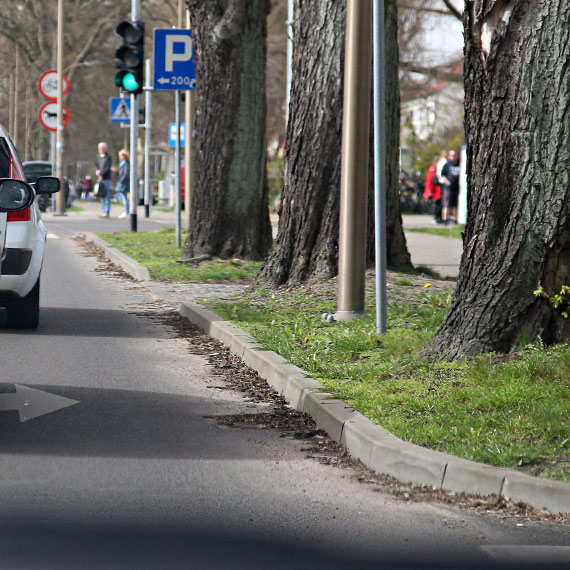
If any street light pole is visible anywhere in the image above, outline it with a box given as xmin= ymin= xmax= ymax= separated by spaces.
xmin=285 ymin=0 xmax=293 ymax=127
xmin=335 ymin=0 xmax=372 ymax=321
xmin=373 ymin=0 xmax=387 ymax=334
xmin=13 ymin=46 xmax=19 ymax=149
xmin=55 ymin=0 xmax=65 ymax=216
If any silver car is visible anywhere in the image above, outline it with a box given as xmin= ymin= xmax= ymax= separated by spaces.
xmin=0 ymin=128 xmax=60 ymax=328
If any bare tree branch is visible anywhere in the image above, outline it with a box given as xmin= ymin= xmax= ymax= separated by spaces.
xmin=441 ymin=0 xmax=462 ymax=21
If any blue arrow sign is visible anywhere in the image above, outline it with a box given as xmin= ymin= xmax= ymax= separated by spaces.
xmin=109 ymin=97 xmax=131 ymax=123
xmin=154 ymin=29 xmax=196 ymax=91
xmin=169 ymin=123 xmax=186 ymax=147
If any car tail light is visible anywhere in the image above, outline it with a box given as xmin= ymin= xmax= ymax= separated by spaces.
xmin=7 ymin=208 xmax=31 ymax=222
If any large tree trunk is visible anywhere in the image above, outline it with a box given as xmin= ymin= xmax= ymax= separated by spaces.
xmin=183 ymin=0 xmax=272 ymax=261
xmin=257 ymin=0 xmax=410 ymax=287
xmin=423 ymin=1 xmax=570 ymax=360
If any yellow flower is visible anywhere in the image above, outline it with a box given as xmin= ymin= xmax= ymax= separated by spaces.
xmin=424 ymin=283 xmax=432 ymax=288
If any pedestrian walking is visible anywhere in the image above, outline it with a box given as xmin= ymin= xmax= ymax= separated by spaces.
xmin=95 ymin=142 xmax=112 ymax=218
xmin=440 ymin=149 xmax=460 ymax=225
xmin=423 ymin=156 xmax=442 ymax=224
xmin=115 ymin=149 xmax=130 ymax=219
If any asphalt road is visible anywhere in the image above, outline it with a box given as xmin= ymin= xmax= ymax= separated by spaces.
xmin=0 ymin=221 xmax=568 ymax=569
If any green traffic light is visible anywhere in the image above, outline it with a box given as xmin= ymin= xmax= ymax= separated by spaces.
xmin=114 ymin=71 xmax=125 ymax=87
xmin=122 ymin=72 xmax=141 ymax=92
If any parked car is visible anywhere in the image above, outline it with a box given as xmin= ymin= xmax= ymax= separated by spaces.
xmin=22 ymin=160 xmax=72 ymax=211
xmin=0 ymin=130 xmax=60 ymax=328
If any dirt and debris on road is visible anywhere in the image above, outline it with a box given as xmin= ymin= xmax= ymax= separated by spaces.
xmin=78 ymin=239 xmax=570 ymax=525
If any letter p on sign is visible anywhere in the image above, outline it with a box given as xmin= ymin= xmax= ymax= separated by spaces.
xmin=165 ymin=36 xmax=193 ymax=72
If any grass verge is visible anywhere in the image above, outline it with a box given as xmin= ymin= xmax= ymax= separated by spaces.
xmin=97 ymin=228 xmax=570 ymax=482
xmin=97 ymin=227 xmax=262 ymax=282
xmin=205 ymin=273 xmax=570 ymax=483
xmin=406 ymin=224 xmax=465 ymax=239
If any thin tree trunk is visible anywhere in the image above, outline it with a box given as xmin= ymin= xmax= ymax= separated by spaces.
xmin=258 ymin=0 xmax=410 ymax=287
xmin=423 ymin=1 xmax=570 ymax=360
xmin=183 ymin=0 xmax=272 ymax=261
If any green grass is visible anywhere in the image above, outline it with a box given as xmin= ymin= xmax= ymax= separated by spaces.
xmin=96 ymin=227 xmax=570 ymax=481
xmin=206 ymin=276 xmax=570 ymax=482
xmin=97 ymin=227 xmax=262 ymax=282
xmin=66 ymin=205 xmax=85 ymax=212
xmin=406 ymin=224 xmax=465 ymax=239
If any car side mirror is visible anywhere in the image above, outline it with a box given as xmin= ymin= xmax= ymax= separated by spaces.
xmin=35 ymin=176 xmax=61 ymax=195
xmin=0 ymin=179 xmax=35 ymax=212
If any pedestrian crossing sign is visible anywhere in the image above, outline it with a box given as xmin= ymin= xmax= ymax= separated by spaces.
xmin=109 ymin=97 xmax=131 ymax=123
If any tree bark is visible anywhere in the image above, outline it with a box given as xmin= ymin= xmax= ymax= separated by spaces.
xmin=183 ymin=0 xmax=272 ymax=261
xmin=258 ymin=0 xmax=410 ymax=287
xmin=423 ymin=1 xmax=570 ymax=360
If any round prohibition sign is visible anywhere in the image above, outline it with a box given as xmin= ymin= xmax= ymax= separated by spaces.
xmin=38 ymin=70 xmax=70 ymax=100
xmin=39 ymin=101 xmax=70 ymax=131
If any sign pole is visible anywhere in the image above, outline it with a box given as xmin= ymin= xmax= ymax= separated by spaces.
xmin=50 ymin=131 xmax=56 ymax=211
xmin=55 ymin=0 xmax=65 ymax=216
xmin=153 ymin=26 xmax=196 ymax=244
xmin=175 ymin=91 xmax=181 ymax=248
xmin=129 ymin=0 xmax=141 ymax=232
xmin=144 ymin=58 xmax=153 ymax=218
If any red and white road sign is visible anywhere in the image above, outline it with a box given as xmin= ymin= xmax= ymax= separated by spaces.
xmin=38 ymin=70 xmax=70 ymax=100
xmin=39 ymin=102 xmax=70 ymax=131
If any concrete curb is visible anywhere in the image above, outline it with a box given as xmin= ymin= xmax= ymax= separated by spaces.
xmin=178 ymin=302 xmax=570 ymax=514
xmin=83 ymin=233 xmax=151 ymax=281
xmin=85 ymin=235 xmax=570 ymax=514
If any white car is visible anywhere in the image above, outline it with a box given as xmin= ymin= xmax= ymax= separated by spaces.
xmin=0 ymin=127 xmax=60 ymax=328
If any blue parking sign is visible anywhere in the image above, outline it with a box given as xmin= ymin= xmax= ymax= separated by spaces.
xmin=154 ymin=29 xmax=196 ymax=91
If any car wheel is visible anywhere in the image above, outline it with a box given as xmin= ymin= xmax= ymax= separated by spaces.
xmin=4 ymin=278 xmax=40 ymax=329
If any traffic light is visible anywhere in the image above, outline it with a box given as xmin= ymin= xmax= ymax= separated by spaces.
xmin=115 ymin=21 xmax=145 ymax=95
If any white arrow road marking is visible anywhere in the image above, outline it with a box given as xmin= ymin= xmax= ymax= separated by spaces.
xmin=46 ymin=233 xmax=58 ymax=239
xmin=0 ymin=385 xmax=79 ymax=422
xmin=481 ymin=545 xmax=570 ymax=565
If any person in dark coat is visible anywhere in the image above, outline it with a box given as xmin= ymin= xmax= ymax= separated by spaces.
xmin=95 ymin=141 xmax=112 ymax=218
xmin=115 ymin=149 xmax=130 ymax=218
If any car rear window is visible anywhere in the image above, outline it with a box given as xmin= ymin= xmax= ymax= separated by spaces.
xmin=23 ymin=163 xmax=52 ymax=178
xmin=0 ymin=138 xmax=12 ymax=179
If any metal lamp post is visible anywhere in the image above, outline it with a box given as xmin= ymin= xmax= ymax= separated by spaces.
xmin=335 ymin=0 xmax=372 ymax=321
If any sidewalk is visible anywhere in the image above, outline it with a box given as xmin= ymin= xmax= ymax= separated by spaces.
xmin=64 ymin=206 xmax=569 ymax=515
xmin=55 ymin=205 xmax=461 ymax=278
xmin=402 ymin=215 xmax=463 ymax=278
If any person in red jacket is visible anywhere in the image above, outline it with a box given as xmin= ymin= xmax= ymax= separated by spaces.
xmin=423 ymin=156 xmax=442 ymax=224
